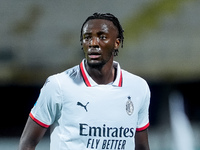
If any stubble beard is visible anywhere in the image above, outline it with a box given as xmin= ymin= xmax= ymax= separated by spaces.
xmin=86 ymin=52 xmax=114 ymax=70
xmin=86 ymin=60 xmax=106 ymax=70
xmin=84 ymin=49 xmax=114 ymax=70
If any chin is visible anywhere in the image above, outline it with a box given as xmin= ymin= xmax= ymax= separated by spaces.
xmin=87 ymin=60 xmax=105 ymax=69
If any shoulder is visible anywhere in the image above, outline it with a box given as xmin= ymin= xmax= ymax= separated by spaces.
xmin=39 ymin=65 xmax=80 ymax=100
xmin=121 ymin=69 xmax=150 ymax=98
xmin=48 ymin=65 xmax=80 ymax=81
xmin=122 ymin=69 xmax=149 ymax=87
xmin=45 ymin=64 xmax=81 ymax=89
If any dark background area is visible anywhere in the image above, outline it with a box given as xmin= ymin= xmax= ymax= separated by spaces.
xmin=1 ymin=80 xmax=199 ymax=137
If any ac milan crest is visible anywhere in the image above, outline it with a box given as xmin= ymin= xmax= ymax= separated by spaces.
xmin=126 ymin=96 xmax=134 ymax=115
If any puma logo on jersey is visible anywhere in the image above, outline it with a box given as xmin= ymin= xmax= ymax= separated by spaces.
xmin=77 ymin=102 xmax=89 ymax=112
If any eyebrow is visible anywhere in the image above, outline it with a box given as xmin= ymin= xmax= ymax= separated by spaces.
xmin=83 ymin=30 xmax=109 ymax=35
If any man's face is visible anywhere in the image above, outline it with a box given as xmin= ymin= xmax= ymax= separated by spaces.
xmin=82 ymin=19 xmax=120 ymax=68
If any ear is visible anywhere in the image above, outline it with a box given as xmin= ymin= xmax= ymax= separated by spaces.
xmin=114 ymin=38 xmax=120 ymax=49
xmin=80 ymin=41 xmax=83 ymax=50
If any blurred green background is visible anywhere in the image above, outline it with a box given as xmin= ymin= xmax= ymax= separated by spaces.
xmin=0 ymin=0 xmax=199 ymax=149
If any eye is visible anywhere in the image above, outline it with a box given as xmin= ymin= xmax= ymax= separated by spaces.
xmin=83 ymin=34 xmax=91 ymax=40
xmin=99 ymin=35 xmax=107 ymax=40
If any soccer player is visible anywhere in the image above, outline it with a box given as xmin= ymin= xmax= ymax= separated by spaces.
xmin=18 ymin=13 xmax=150 ymax=150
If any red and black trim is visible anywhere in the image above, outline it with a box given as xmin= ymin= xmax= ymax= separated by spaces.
xmin=80 ymin=61 xmax=91 ymax=87
xmin=136 ymin=122 xmax=150 ymax=132
xmin=118 ymin=70 xmax=123 ymax=87
xmin=29 ymin=113 xmax=50 ymax=128
xmin=80 ymin=61 xmax=123 ymax=87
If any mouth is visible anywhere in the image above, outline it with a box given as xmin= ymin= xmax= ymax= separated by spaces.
xmin=88 ymin=48 xmax=101 ymax=59
xmin=88 ymin=53 xmax=101 ymax=59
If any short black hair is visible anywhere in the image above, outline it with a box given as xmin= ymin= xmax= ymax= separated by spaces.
xmin=80 ymin=12 xmax=124 ymax=56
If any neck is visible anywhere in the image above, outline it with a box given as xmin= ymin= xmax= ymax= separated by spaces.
xmin=85 ymin=58 xmax=115 ymax=85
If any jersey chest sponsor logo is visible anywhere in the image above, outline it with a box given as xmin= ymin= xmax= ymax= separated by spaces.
xmin=79 ymin=123 xmax=134 ymax=149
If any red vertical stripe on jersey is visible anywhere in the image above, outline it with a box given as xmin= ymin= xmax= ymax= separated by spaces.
xmin=136 ymin=122 xmax=150 ymax=131
xmin=80 ymin=62 xmax=91 ymax=87
xmin=29 ymin=113 xmax=50 ymax=128
xmin=118 ymin=70 xmax=123 ymax=87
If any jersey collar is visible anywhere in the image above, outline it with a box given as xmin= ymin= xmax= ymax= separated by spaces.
xmin=80 ymin=59 xmax=122 ymax=87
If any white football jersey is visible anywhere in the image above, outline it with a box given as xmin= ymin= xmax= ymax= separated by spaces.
xmin=30 ymin=59 xmax=150 ymax=150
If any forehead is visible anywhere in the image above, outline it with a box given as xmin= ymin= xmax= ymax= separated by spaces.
xmin=82 ymin=19 xmax=118 ymax=34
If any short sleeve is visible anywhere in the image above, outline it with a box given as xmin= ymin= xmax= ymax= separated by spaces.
xmin=136 ymin=83 xmax=150 ymax=131
xmin=30 ymin=75 xmax=62 ymax=128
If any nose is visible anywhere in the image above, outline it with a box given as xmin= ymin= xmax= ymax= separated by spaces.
xmin=89 ymin=37 xmax=99 ymax=48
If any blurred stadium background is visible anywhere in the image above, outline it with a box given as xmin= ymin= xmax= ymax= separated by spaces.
xmin=0 ymin=0 xmax=200 ymax=149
